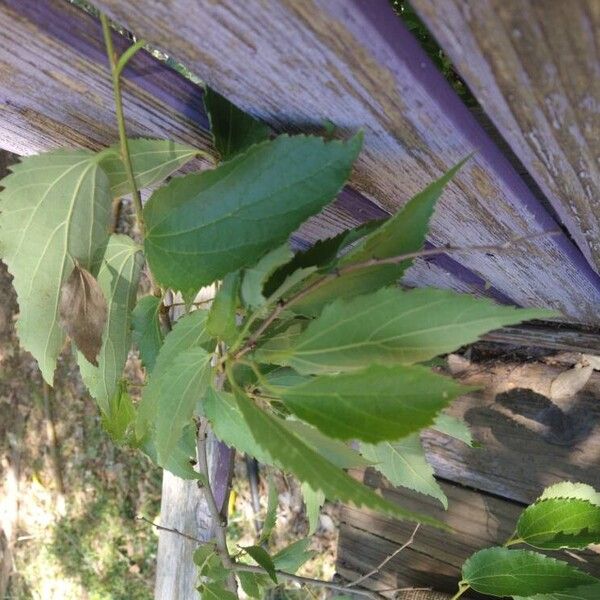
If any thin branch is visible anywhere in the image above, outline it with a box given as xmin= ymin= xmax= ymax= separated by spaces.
xmin=136 ymin=515 xmax=207 ymax=545
xmin=100 ymin=15 xmax=146 ymax=236
xmin=138 ymin=515 xmax=381 ymax=598
xmin=197 ymin=418 xmax=238 ymax=595
xmin=346 ymin=523 xmax=420 ymax=589
xmin=232 ymin=564 xmax=381 ymax=599
xmin=234 ymin=229 xmax=560 ymax=359
xmin=166 ymin=298 xmax=216 ymax=308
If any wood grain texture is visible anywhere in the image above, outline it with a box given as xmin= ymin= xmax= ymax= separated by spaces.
xmin=482 ymin=324 xmax=600 ymax=354
xmin=0 ymin=0 xmax=497 ymax=302
xmin=0 ymin=0 xmax=212 ymax=157
xmin=93 ymin=0 xmax=600 ymax=323
xmin=411 ymin=0 xmax=600 ymax=275
xmin=338 ymin=479 xmax=600 ymax=597
xmin=155 ymin=435 xmax=233 ymax=600
xmin=423 ymin=362 xmax=600 ymax=505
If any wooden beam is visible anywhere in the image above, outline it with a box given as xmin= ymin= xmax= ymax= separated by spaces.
xmin=411 ymin=0 xmax=600 ymax=275
xmin=482 ymin=324 xmax=600 ymax=354
xmin=423 ymin=362 xmax=600 ymax=505
xmin=0 ymin=0 xmax=213 ymax=157
xmin=93 ymin=0 xmax=600 ymax=324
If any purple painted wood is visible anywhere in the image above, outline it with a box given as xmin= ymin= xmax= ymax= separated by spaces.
xmin=0 ymin=0 xmax=510 ymax=303
xmin=93 ymin=0 xmax=600 ymax=324
xmin=411 ymin=0 xmax=600 ymax=275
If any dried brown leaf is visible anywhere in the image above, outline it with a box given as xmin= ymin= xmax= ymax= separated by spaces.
xmin=59 ymin=264 xmax=107 ymax=366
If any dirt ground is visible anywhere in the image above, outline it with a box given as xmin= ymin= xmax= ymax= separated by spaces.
xmin=0 ymin=258 xmax=339 ymax=600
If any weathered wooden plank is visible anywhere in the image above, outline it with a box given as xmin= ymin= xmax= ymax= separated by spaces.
xmin=93 ymin=0 xmax=600 ymax=323
xmin=482 ymin=324 xmax=600 ymax=354
xmin=155 ymin=437 xmax=233 ymax=600
xmin=423 ymin=362 xmax=600 ymax=505
xmin=0 ymin=0 xmax=500 ymax=302
xmin=0 ymin=0 xmax=213 ymax=156
xmin=411 ymin=0 xmax=600 ymax=274
xmin=338 ymin=479 xmax=600 ymax=597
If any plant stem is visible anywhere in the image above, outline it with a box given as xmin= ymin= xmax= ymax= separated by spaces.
xmin=232 ymin=564 xmax=381 ymax=599
xmin=100 ymin=14 xmax=146 ymax=237
xmin=347 ymin=523 xmax=419 ymax=589
xmin=197 ymin=418 xmax=238 ymax=595
xmin=138 ymin=513 xmax=380 ymax=598
xmin=233 ymin=228 xmax=560 ymax=359
xmin=449 ymin=583 xmax=470 ymax=600
xmin=136 ymin=515 xmax=206 ymax=545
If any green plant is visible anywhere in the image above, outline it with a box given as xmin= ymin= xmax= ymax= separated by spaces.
xmin=0 ymin=10 xmax=571 ymax=599
xmin=452 ymin=481 xmax=600 ymax=600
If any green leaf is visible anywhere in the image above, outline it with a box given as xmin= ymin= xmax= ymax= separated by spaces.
xmin=539 ymin=482 xmax=600 ymax=505
xmin=101 ymin=385 xmax=136 ymax=445
xmin=207 ymin=271 xmax=241 ymax=344
xmin=78 ymin=235 xmax=144 ymax=413
xmin=283 ymin=420 xmax=373 ymax=469
xmin=291 ymin=160 xmax=466 ymax=315
xmin=301 ymin=482 xmax=325 ymax=535
xmin=237 ymin=571 xmax=265 ymax=598
xmin=360 ymin=434 xmax=447 ymax=509
xmin=514 ymin=583 xmax=600 ymax=600
xmin=194 ymin=545 xmax=230 ymax=583
xmin=461 ymin=548 xmax=598 ymax=597
xmin=517 ymin=498 xmax=600 ymax=549
xmin=154 ymin=347 xmax=212 ymax=465
xmin=0 ymin=150 xmax=112 ymax=383
xmin=280 ymin=364 xmax=469 ymax=442
xmin=233 ymin=391 xmax=447 ymax=529
xmin=132 ymin=295 xmax=164 ymax=373
xmin=266 ymin=266 xmax=318 ymax=304
xmin=100 ymin=139 xmax=198 ymax=197
xmin=346 ymin=160 xmax=468 ymax=265
xmin=241 ymin=245 xmax=293 ymax=309
xmin=203 ymin=88 xmax=270 ymax=162
xmin=200 ymin=583 xmax=238 ymax=600
xmin=144 ymin=134 xmax=363 ymax=296
xmin=261 ymin=287 xmax=555 ymax=374
xmin=431 ymin=413 xmax=475 ymax=447
xmin=136 ymin=309 xmax=211 ymax=439
xmin=141 ymin=423 xmax=200 ymax=480
xmin=263 ymin=219 xmax=385 ymax=297
xmin=242 ymin=545 xmax=277 ymax=583
xmin=265 ymin=368 xmax=310 ymax=389
xmin=204 ymin=387 xmax=276 ymax=465
xmin=204 ymin=388 xmax=370 ymax=469
xmin=272 ymin=539 xmax=315 ymax=573
xmin=259 ymin=476 xmax=278 ymax=544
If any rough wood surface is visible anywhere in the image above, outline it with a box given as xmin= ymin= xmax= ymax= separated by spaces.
xmin=338 ymin=479 xmax=600 ymax=597
xmin=155 ymin=436 xmax=232 ymax=600
xmin=0 ymin=0 xmax=498 ymax=304
xmin=482 ymin=324 xmax=600 ymax=354
xmin=423 ymin=361 xmax=600 ymax=505
xmin=411 ymin=0 xmax=600 ymax=274
xmin=0 ymin=0 xmax=212 ymax=157
xmin=338 ymin=355 xmax=600 ymax=593
xmin=93 ymin=0 xmax=600 ymax=323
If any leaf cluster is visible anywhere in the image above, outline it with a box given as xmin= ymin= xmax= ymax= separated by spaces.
xmin=0 ymin=81 xmax=558 ymax=598
xmin=457 ymin=482 xmax=600 ymax=599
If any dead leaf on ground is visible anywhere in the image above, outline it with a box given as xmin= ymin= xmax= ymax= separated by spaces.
xmin=59 ymin=263 xmax=107 ymax=366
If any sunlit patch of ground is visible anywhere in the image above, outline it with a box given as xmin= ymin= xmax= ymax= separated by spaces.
xmin=0 ymin=262 xmax=338 ymax=599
